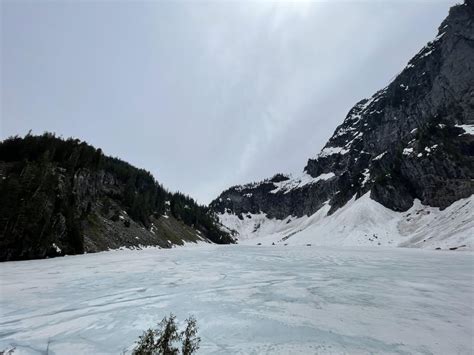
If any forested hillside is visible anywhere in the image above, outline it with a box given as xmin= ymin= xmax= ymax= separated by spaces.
xmin=0 ymin=133 xmax=234 ymax=261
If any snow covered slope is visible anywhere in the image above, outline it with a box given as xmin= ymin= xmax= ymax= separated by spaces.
xmin=219 ymin=193 xmax=473 ymax=250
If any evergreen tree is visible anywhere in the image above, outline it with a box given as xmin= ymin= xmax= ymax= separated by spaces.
xmin=181 ymin=316 xmax=200 ymax=355
xmin=132 ymin=314 xmax=200 ymax=355
xmin=155 ymin=314 xmax=180 ymax=355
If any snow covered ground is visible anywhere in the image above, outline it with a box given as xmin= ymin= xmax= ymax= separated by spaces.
xmin=218 ymin=194 xmax=473 ymax=250
xmin=1 ymin=245 xmax=473 ymax=354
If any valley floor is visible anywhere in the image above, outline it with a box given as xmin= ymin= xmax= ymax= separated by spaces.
xmin=0 ymin=245 xmax=473 ymax=354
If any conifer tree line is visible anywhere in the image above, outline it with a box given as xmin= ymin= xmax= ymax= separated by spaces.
xmin=0 ymin=132 xmax=232 ymax=260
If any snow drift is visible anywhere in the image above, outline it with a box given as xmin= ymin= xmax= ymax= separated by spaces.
xmin=218 ymin=193 xmax=473 ymax=250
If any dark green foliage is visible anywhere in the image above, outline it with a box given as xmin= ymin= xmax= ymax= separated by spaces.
xmin=155 ymin=314 xmax=180 ymax=355
xmin=0 ymin=132 xmax=233 ymax=261
xmin=181 ymin=316 xmax=200 ymax=355
xmin=101 ymin=198 xmax=112 ymax=216
xmin=132 ymin=314 xmax=200 ymax=355
xmin=133 ymin=328 xmax=157 ymax=355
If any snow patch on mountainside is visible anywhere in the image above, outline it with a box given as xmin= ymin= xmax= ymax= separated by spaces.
xmin=218 ymin=193 xmax=473 ymax=250
xmin=455 ymin=124 xmax=474 ymax=135
xmin=270 ymin=172 xmax=335 ymax=194
xmin=318 ymin=146 xmax=349 ymax=157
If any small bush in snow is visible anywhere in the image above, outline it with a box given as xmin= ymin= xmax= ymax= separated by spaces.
xmin=132 ymin=314 xmax=200 ymax=355
xmin=181 ymin=316 xmax=200 ymax=355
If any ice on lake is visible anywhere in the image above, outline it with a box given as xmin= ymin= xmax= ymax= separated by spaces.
xmin=0 ymin=245 xmax=473 ymax=354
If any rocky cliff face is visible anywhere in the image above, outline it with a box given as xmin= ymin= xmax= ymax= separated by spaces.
xmin=0 ymin=135 xmax=234 ymax=261
xmin=210 ymin=2 xmax=474 ymax=239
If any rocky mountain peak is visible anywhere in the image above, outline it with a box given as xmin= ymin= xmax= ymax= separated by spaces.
xmin=210 ymin=1 xmax=474 ymax=241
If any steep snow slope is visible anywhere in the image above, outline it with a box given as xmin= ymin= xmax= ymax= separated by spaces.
xmin=219 ymin=193 xmax=473 ymax=250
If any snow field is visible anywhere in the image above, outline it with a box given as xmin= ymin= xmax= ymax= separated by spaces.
xmin=219 ymin=193 xmax=473 ymax=250
xmin=0 ymin=245 xmax=473 ymax=354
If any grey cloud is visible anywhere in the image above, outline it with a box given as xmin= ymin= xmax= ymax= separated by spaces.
xmin=1 ymin=0 xmax=457 ymax=203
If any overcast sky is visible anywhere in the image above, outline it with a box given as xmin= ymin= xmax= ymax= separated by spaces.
xmin=1 ymin=0 xmax=457 ymax=204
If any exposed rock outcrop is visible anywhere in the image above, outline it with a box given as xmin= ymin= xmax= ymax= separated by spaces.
xmin=0 ymin=135 xmax=234 ymax=261
xmin=211 ymin=2 xmax=474 ymax=235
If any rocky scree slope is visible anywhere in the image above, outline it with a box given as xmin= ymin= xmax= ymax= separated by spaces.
xmin=0 ymin=134 xmax=234 ymax=261
xmin=210 ymin=2 xmax=474 ymax=245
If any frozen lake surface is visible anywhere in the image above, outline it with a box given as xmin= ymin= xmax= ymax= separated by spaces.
xmin=0 ymin=245 xmax=473 ymax=354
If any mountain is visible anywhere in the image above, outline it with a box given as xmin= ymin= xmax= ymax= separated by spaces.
xmin=210 ymin=1 xmax=474 ymax=249
xmin=0 ymin=133 xmax=235 ymax=261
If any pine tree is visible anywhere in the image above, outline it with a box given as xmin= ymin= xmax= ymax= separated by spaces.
xmin=132 ymin=314 xmax=200 ymax=355
xmin=132 ymin=328 xmax=156 ymax=355
xmin=181 ymin=316 xmax=200 ymax=355
xmin=155 ymin=314 xmax=180 ymax=355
